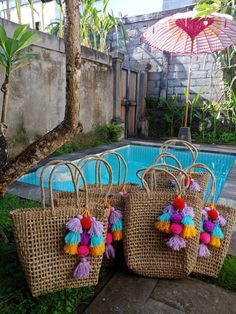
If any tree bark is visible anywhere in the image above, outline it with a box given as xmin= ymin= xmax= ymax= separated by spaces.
xmin=0 ymin=0 xmax=82 ymax=196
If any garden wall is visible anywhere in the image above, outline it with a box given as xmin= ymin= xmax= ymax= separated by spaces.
xmin=111 ymin=5 xmax=224 ymax=102
xmin=0 ymin=18 xmax=114 ymax=138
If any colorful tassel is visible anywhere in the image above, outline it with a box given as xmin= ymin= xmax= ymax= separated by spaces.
xmin=112 ymin=230 xmax=123 ymax=241
xmin=181 ymin=216 xmax=195 ymax=226
xmin=181 ymin=225 xmax=197 ymax=239
xmin=64 ymin=231 xmax=81 ymax=244
xmin=212 ymin=224 xmax=224 ymax=239
xmin=73 ymin=257 xmax=91 ymax=279
xmin=109 ymin=207 xmax=123 ymax=224
xmin=182 ymin=206 xmax=194 ymax=218
xmin=88 ymin=217 xmax=104 ymax=236
xmin=90 ymin=235 xmax=104 ymax=247
xmin=105 ymin=243 xmax=115 ymax=259
xmin=219 ymin=215 xmax=227 ymax=227
xmin=154 ymin=221 xmax=171 ymax=234
xmin=66 ymin=215 xmax=82 ymax=232
xmin=198 ymin=243 xmax=210 ymax=258
xmin=166 ymin=235 xmax=186 ymax=251
xmin=111 ymin=219 xmax=123 ymax=231
xmin=189 ymin=180 xmax=201 ymax=192
xmin=157 ymin=212 xmax=171 ymax=222
xmin=90 ymin=242 xmax=105 ymax=256
xmin=163 ymin=204 xmax=175 ymax=214
xmin=209 ymin=236 xmax=221 ymax=248
xmin=64 ymin=244 xmax=78 ymax=255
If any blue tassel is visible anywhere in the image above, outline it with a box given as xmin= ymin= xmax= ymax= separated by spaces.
xmin=111 ymin=219 xmax=123 ymax=231
xmin=200 ymin=219 xmax=204 ymax=232
xmin=181 ymin=216 xmax=195 ymax=226
xmin=90 ymin=235 xmax=104 ymax=247
xmin=65 ymin=231 xmax=81 ymax=244
xmin=157 ymin=212 xmax=171 ymax=222
xmin=212 ymin=224 xmax=224 ymax=239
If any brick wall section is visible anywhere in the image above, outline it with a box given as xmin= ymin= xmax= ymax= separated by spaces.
xmin=111 ymin=5 xmax=224 ymax=101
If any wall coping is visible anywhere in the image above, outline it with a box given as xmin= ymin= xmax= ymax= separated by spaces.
xmin=0 ymin=17 xmax=112 ymax=67
xmin=123 ymin=5 xmax=194 ymax=24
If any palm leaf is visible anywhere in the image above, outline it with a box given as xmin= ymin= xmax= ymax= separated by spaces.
xmin=13 ymin=24 xmax=28 ymax=40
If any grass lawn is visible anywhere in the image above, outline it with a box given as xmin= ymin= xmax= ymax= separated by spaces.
xmin=1 ymin=194 xmax=236 ymax=313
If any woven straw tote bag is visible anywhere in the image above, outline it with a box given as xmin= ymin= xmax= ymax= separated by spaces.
xmin=193 ymin=174 xmax=236 ymax=278
xmin=11 ymin=161 xmax=109 ymax=297
xmin=143 ymin=139 xmax=210 ymax=194
xmin=123 ymin=164 xmax=204 ymax=278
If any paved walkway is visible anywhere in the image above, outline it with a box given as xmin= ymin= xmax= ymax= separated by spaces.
xmin=85 ymin=271 xmax=236 ymax=314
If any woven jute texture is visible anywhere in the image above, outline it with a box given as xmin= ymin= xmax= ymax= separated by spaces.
xmin=144 ymin=171 xmax=210 ymax=199
xmin=194 ymin=204 xmax=236 ymax=278
xmin=11 ymin=202 xmax=109 ymax=297
xmin=54 ymin=185 xmax=140 ymax=267
xmin=123 ymin=190 xmax=204 ymax=278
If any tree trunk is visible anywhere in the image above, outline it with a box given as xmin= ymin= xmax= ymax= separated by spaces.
xmin=0 ymin=73 xmax=9 ymax=169
xmin=0 ymin=0 xmax=82 ymax=196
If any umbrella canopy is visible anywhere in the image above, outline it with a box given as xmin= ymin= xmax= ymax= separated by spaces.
xmin=143 ymin=11 xmax=236 ymax=54
xmin=142 ymin=10 xmax=236 ymax=129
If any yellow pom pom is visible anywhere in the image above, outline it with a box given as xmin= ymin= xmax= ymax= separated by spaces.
xmin=90 ymin=242 xmax=105 ymax=256
xmin=209 ymin=236 xmax=221 ymax=248
xmin=112 ymin=230 xmax=123 ymax=241
xmin=154 ymin=221 xmax=171 ymax=234
xmin=181 ymin=225 xmax=197 ymax=239
xmin=64 ymin=244 xmax=78 ymax=255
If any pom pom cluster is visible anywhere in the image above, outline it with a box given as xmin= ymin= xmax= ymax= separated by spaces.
xmin=64 ymin=214 xmax=105 ymax=279
xmin=154 ymin=196 xmax=197 ymax=251
xmin=198 ymin=205 xmax=226 ymax=258
xmin=104 ymin=206 xmax=124 ymax=259
xmin=169 ymin=176 xmax=200 ymax=192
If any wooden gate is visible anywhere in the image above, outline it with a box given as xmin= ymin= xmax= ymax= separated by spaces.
xmin=120 ymin=68 xmax=140 ymax=138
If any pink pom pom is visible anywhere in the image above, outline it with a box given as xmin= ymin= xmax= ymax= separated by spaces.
xmin=106 ymin=232 xmax=113 ymax=244
xmin=203 ymin=220 xmax=214 ymax=233
xmin=170 ymin=223 xmax=183 ymax=235
xmin=77 ymin=245 xmax=90 ymax=257
xmin=200 ymin=232 xmax=211 ymax=244
xmin=171 ymin=213 xmax=182 ymax=224
xmin=80 ymin=233 xmax=90 ymax=246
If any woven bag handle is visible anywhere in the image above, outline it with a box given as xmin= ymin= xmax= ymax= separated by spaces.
xmin=98 ymin=150 xmax=128 ymax=186
xmin=184 ymin=162 xmax=216 ymax=205
xmin=40 ymin=161 xmax=88 ymax=210
xmin=160 ymin=139 xmax=198 ymax=168
xmin=154 ymin=152 xmax=182 ymax=169
xmin=140 ymin=163 xmax=190 ymax=195
xmin=76 ymin=155 xmax=113 ymax=198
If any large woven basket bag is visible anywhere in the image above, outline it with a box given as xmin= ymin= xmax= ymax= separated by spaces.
xmin=193 ymin=173 xmax=236 ymax=278
xmin=11 ymin=161 xmax=109 ymax=296
xmin=143 ymin=139 xmax=210 ymax=195
xmin=123 ymin=164 xmax=204 ymax=278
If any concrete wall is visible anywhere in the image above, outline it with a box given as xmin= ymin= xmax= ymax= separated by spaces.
xmin=111 ymin=5 xmax=224 ymax=102
xmin=0 ymin=18 xmax=113 ymax=138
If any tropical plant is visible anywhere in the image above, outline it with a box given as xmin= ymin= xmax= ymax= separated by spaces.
xmin=194 ymin=101 xmax=209 ymax=139
xmin=0 ymin=24 xmax=40 ymax=166
xmin=6 ymin=0 xmax=10 ymax=20
xmin=162 ymin=94 xmax=179 ymax=137
xmin=55 ymin=0 xmax=64 ymax=38
xmin=15 ymin=0 xmax=22 ymax=24
xmin=27 ymin=0 xmax=39 ymax=29
xmin=205 ymin=100 xmax=222 ymax=139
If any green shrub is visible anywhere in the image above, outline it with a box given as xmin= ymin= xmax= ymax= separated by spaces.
xmin=106 ymin=123 xmax=122 ymax=141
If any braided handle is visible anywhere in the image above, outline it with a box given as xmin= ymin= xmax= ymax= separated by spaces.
xmin=154 ymin=152 xmax=182 ymax=170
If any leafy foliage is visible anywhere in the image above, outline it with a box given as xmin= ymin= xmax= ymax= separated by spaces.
xmin=106 ymin=123 xmax=122 ymax=141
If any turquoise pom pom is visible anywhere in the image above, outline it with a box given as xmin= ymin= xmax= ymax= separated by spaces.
xmin=212 ymin=224 xmax=224 ymax=239
xmin=65 ymin=231 xmax=81 ymax=244
xmin=111 ymin=219 xmax=123 ymax=231
xmin=157 ymin=212 xmax=171 ymax=222
xmin=181 ymin=216 xmax=195 ymax=226
xmin=90 ymin=235 xmax=104 ymax=247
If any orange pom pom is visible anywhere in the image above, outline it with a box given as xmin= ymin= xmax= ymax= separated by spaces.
xmin=81 ymin=217 xmax=92 ymax=230
xmin=90 ymin=242 xmax=105 ymax=256
xmin=154 ymin=221 xmax=171 ymax=234
xmin=208 ymin=209 xmax=219 ymax=221
xmin=209 ymin=236 xmax=221 ymax=248
xmin=112 ymin=230 xmax=123 ymax=241
xmin=181 ymin=225 xmax=197 ymax=239
xmin=173 ymin=196 xmax=185 ymax=210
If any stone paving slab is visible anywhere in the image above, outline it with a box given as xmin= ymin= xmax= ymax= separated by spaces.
xmin=151 ymin=278 xmax=236 ymax=314
xmin=84 ymin=272 xmax=236 ymax=314
xmin=84 ymin=272 xmax=157 ymax=314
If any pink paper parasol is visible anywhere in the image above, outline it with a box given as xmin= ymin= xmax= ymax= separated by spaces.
xmin=142 ymin=11 xmax=236 ymax=128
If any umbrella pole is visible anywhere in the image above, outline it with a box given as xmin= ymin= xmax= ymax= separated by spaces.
xmin=184 ymin=40 xmax=194 ymax=128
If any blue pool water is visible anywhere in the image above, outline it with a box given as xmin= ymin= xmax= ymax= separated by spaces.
xmin=18 ymin=144 xmax=235 ymax=201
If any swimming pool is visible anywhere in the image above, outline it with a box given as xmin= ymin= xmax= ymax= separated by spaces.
xmin=18 ymin=144 xmax=236 ymax=201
